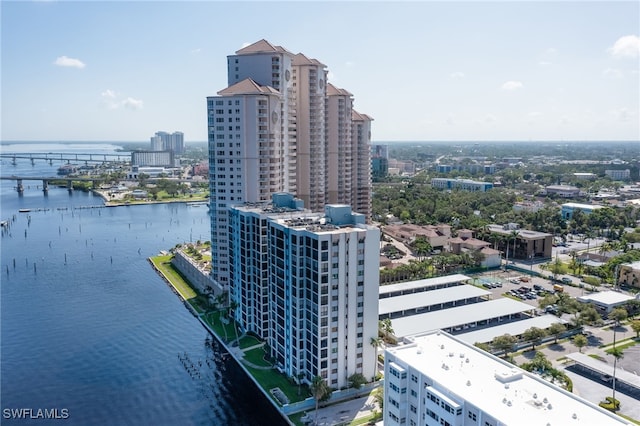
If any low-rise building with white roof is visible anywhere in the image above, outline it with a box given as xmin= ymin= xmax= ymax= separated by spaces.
xmin=576 ymin=291 xmax=637 ymax=314
xmin=383 ymin=330 xmax=632 ymax=426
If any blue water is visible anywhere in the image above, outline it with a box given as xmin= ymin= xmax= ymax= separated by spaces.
xmin=0 ymin=144 xmax=285 ymax=425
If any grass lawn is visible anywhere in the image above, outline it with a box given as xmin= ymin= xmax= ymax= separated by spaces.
xmin=203 ymin=311 xmax=239 ymax=343
xmin=245 ymin=365 xmax=308 ymax=405
xmin=239 ymin=335 xmax=262 ymax=349
xmin=243 ymin=347 xmax=271 ymax=367
xmin=150 ymin=255 xmax=197 ymax=300
xmin=605 ymin=338 xmax=639 ymax=354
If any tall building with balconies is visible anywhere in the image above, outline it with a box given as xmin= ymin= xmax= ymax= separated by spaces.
xmin=268 ymin=203 xmax=380 ymax=388
xmin=326 ymin=83 xmax=353 ymax=207
xmin=229 ymin=197 xmax=379 ymax=389
xmin=207 ymin=39 xmax=373 ymax=289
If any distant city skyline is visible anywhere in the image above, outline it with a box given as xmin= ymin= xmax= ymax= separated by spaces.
xmin=1 ymin=1 xmax=638 ymax=142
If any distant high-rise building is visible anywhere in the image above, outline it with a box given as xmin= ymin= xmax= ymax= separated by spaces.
xmin=229 ymin=195 xmax=380 ymax=388
xmin=371 ymin=144 xmax=389 ymax=179
xmin=131 ymin=150 xmax=174 ymax=167
xmin=207 ymin=40 xmax=373 ymax=288
xmin=151 ymin=131 xmax=184 ymax=154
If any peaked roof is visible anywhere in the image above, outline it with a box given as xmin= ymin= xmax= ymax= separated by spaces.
xmin=293 ymin=52 xmax=326 ymax=67
xmin=352 ymin=110 xmax=374 ymax=121
xmin=326 ymin=83 xmax=352 ymax=97
xmin=217 ymin=78 xmax=280 ymax=96
xmin=235 ymin=39 xmax=291 ymax=55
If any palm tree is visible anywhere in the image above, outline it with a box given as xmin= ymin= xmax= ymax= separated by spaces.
xmin=370 ymin=336 xmax=383 ymax=380
xmin=510 ymin=230 xmax=519 ymax=262
xmin=311 ymin=376 xmax=330 ymax=426
xmin=610 ymin=331 xmax=624 ymax=407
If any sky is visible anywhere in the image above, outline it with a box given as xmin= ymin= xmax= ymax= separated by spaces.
xmin=1 ymin=1 xmax=639 ymax=143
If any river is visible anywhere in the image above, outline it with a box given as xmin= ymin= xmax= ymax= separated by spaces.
xmin=0 ymin=143 xmax=286 ymax=425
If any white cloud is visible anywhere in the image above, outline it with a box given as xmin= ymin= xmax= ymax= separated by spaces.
xmin=501 ymin=81 xmax=523 ymax=91
xmin=603 ymin=68 xmax=623 ymax=79
xmin=609 ymin=35 xmax=640 ymax=58
xmin=101 ymin=89 xmax=119 ymax=109
xmin=450 ymin=71 xmax=465 ymax=79
xmin=122 ymin=97 xmax=143 ymax=110
xmin=101 ymin=90 xmax=143 ymax=110
xmin=54 ymin=55 xmax=86 ymax=69
xmin=190 ymin=48 xmax=202 ymax=55
xmin=101 ymin=89 xmax=117 ymax=99
xmin=345 ymin=61 xmax=355 ymax=68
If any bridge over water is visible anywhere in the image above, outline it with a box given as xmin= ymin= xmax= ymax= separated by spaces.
xmin=0 ymin=152 xmax=131 ymax=165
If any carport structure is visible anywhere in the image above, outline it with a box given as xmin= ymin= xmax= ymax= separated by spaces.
xmin=565 ymin=352 xmax=640 ymax=399
xmin=379 ymin=273 xmax=471 ymax=299
xmin=379 ymin=285 xmax=491 ymax=320
xmin=392 ymin=298 xmax=536 ymax=339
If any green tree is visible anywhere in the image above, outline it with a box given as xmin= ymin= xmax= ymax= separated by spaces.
xmin=348 ymin=373 xmax=367 ymax=389
xmin=522 ymin=327 xmax=547 ymax=350
xmin=311 ymin=376 xmax=331 ymax=426
xmin=572 ymin=334 xmax=588 ymax=353
xmin=548 ymin=323 xmax=567 ymax=344
xmin=372 ymin=386 xmax=384 ymax=411
xmin=370 ymin=336 xmax=383 ymax=380
xmin=609 ymin=346 xmax=624 ymax=406
xmin=630 ymin=320 xmax=640 ymax=338
xmin=491 ymin=334 xmax=517 ymax=357
xmin=608 ymin=307 xmax=628 ymax=326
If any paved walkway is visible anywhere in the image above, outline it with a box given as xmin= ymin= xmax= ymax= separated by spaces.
xmin=305 ymin=393 xmax=380 ymax=426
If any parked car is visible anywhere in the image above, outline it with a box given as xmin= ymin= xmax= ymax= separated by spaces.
xmin=561 ymin=277 xmax=572 ymax=285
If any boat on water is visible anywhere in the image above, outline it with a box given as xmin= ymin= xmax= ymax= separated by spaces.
xmin=18 ymin=209 xmax=31 ymax=213
xmin=186 ymin=201 xmax=208 ymax=207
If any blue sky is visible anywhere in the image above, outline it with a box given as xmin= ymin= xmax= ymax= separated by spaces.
xmin=1 ymin=1 xmax=638 ymax=142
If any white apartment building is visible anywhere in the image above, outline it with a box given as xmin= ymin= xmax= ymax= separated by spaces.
xmin=131 ymin=150 xmax=174 ymax=167
xmin=228 ymin=193 xmax=306 ymax=339
xmin=151 ymin=131 xmax=184 ymax=154
xmin=207 ymin=40 xmax=373 ymax=289
xmin=384 ymin=331 xmax=632 ymax=426
xmin=266 ymin=203 xmax=380 ymax=388
xmin=605 ymin=169 xmax=631 ymax=180
xmin=431 ymin=178 xmax=493 ymax=192
xmin=352 ymin=110 xmax=373 ymax=219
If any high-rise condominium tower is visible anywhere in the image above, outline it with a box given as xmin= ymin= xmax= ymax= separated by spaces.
xmin=207 ymin=40 xmax=373 ymax=289
xmin=229 ymin=195 xmax=380 ymax=388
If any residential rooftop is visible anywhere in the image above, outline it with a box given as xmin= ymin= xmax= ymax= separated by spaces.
xmin=389 ymin=331 xmax=632 ymax=426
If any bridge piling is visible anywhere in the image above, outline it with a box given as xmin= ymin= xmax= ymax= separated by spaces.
xmin=16 ymin=179 xmax=24 ymax=193
xmin=42 ymin=180 xmax=49 ymax=193
xmin=67 ymin=180 xmax=74 ymax=192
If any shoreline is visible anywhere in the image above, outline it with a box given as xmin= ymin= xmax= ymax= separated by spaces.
xmin=92 ymin=188 xmax=209 ymax=207
xmin=148 ymin=255 xmax=296 ymax=426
